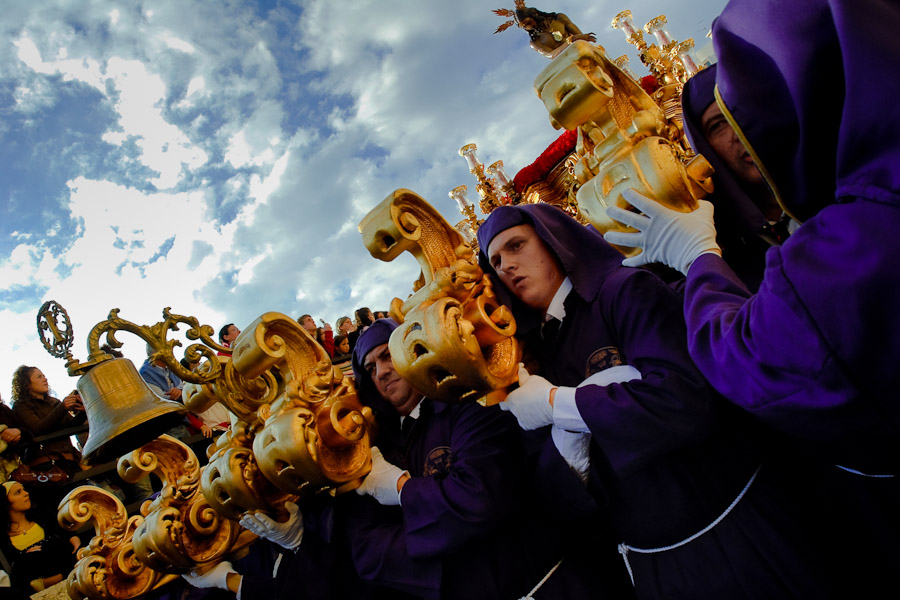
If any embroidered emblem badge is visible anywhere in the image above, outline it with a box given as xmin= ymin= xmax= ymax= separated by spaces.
xmin=585 ymin=346 xmax=624 ymax=378
xmin=423 ymin=446 xmax=453 ymax=477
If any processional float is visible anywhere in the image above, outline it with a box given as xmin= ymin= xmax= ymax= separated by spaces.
xmin=42 ymin=4 xmax=711 ymax=598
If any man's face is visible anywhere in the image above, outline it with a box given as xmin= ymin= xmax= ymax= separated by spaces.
xmin=487 ymin=224 xmax=565 ymax=313
xmin=701 ymin=102 xmax=764 ymax=185
xmin=300 ymin=316 xmax=316 ymax=333
xmin=362 ymin=343 xmax=421 ymax=417
xmin=224 ymin=325 xmax=241 ymax=344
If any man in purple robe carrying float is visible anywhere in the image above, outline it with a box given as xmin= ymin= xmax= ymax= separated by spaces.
xmin=604 ymin=0 xmax=900 ymax=592
xmin=477 ymin=202 xmax=835 ymax=598
xmin=343 ymin=318 xmax=621 ymax=599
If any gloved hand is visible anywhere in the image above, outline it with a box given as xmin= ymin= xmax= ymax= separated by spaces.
xmin=500 ymin=364 xmax=557 ymax=430
xmin=182 ymin=561 xmax=236 ymax=590
xmin=239 ymin=501 xmax=304 ymax=550
xmin=355 ymin=446 xmax=407 ymax=506
xmin=551 ymin=427 xmax=591 ymax=485
xmin=603 ymin=189 xmax=720 ymax=274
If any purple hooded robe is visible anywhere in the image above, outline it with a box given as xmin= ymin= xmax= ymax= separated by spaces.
xmin=343 ymin=319 xmax=615 ymax=599
xmin=679 ymin=0 xmax=900 ymax=590
xmin=681 ymin=63 xmax=787 ymax=291
xmin=477 ymin=204 xmax=832 ymax=598
xmin=685 ymin=0 xmax=900 ymax=481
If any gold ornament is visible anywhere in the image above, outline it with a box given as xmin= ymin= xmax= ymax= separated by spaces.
xmin=533 ymin=40 xmax=713 ymax=255
xmin=359 ymin=189 xmax=519 ymax=405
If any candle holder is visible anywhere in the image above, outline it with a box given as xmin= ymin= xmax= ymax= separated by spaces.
xmin=459 ymin=143 xmax=503 ymax=213
xmin=449 ymin=185 xmax=482 ymax=246
xmin=486 ymin=160 xmax=520 ymax=205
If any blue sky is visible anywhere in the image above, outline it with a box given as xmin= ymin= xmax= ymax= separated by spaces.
xmin=0 ymin=0 xmax=726 ymax=397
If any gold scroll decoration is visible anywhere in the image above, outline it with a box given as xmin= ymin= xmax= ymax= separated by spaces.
xmin=117 ymin=435 xmax=252 ymax=574
xmin=246 ymin=313 xmax=373 ymax=495
xmin=58 ymin=486 xmax=170 ymax=600
xmin=533 ymin=40 xmax=713 ymax=256
xmin=359 ymin=189 xmax=519 ymax=404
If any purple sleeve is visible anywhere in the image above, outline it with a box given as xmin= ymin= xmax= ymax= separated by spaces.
xmin=683 ymin=202 xmax=900 ymax=448
xmin=399 ymin=405 xmax=521 ymax=558
xmin=574 ymin=269 xmax=718 ymax=478
xmin=344 ymin=405 xmax=520 ymax=595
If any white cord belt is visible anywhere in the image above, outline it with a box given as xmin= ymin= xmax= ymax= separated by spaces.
xmin=617 ymin=465 xmax=762 ymax=585
xmin=519 ymin=559 xmax=563 ymax=600
xmin=834 ymin=464 xmax=896 ymax=478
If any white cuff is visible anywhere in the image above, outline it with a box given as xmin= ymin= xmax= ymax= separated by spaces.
xmin=551 ymin=387 xmax=589 ymax=433
xmin=580 ymin=365 xmax=642 ymax=387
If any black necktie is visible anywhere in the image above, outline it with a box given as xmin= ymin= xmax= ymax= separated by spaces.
xmin=541 ymin=318 xmax=561 ymax=345
xmin=400 ymin=415 xmax=416 ymax=442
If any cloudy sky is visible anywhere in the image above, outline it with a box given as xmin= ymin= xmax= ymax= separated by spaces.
xmin=0 ymin=0 xmax=727 ymax=398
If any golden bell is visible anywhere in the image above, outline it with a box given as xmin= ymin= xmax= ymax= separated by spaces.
xmin=77 ymin=358 xmax=187 ymax=465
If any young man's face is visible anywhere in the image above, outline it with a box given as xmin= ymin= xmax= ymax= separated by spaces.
xmin=224 ymin=325 xmax=241 ymax=344
xmin=300 ymin=316 xmax=316 ymax=333
xmin=701 ymin=102 xmax=764 ymax=186
xmin=362 ymin=343 xmax=420 ymax=417
xmin=487 ymin=224 xmax=565 ymax=313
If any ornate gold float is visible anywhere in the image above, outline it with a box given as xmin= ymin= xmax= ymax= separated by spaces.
xmin=38 ymin=302 xmax=374 ymax=599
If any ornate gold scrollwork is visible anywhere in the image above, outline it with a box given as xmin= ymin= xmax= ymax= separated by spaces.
xmin=359 ymin=189 xmax=519 ymax=404
xmin=117 ymin=435 xmax=249 ymax=573
xmin=533 ymin=40 xmax=713 ymax=256
xmin=58 ymin=486 xmax=171 ymax=600
xmin=240 ymin=313 xmax=373 ymax=495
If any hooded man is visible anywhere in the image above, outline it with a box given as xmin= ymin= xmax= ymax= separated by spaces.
xmin=602 ymin=0 xmax=900 ymax=593
xmin=478 ymin=203 xmax=831 ymax=598
xmin=681 ymin=63 xmax=799 ymax=291
xmin=345 ymin=318 xmax=579 ymax=599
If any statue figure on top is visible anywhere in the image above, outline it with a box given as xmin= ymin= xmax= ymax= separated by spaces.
xmin=494 ymin=2 xmax=596 ymax=59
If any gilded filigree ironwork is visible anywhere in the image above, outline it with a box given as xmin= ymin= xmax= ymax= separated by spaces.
xmin=359 ymin=189 xmax=519 ymax=404
xmin=38 ymin=303 xmax=376 ymax=599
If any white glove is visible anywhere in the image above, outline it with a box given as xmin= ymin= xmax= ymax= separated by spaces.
xmin=239 ymin=501 xmax=304 ymax=550
xmin=603 ymin=189 xmax=720 ymax=274
xmin=551 ymin=428 xmax=592 ymax=484
xmin=182 ymin=561 xmax=235 ymax=590
xmin=500 ymin=364 xmax=556 ymax=430
xmin=355 ymin=446 xmax=407 ymax=506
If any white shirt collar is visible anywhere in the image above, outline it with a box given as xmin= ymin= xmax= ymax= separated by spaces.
xmin=400 ymin=399 xmax=422 ymax=426
xmin=545 ymin=277 xmax=572 ymax=322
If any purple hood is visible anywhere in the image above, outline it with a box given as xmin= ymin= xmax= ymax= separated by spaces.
xmin=476 ymin=203 xmax=623 ymax=331
xmin=713 ymin=0 xmax=900 ymax=221
xmin=682 ymin=63 xmax=768 ymax=238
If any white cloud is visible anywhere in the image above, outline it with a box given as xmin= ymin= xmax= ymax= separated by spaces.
xmin=159 ymin=33 xmax=196 ymax=55
xmin=0 ymin=0 xmax=730 ymax=401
